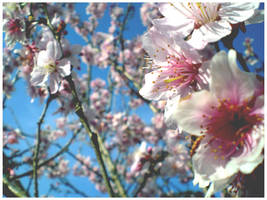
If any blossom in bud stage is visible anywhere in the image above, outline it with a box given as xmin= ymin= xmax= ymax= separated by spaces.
xmin=154 ymin=3 xmax=261 ymax=49
xmin=139 ymin=27 xmax=210 ymax=101
xmin=166 ymin=50 xmax=264 ymax=197
xmin=30 ymin=40 xmax=71 ymax=94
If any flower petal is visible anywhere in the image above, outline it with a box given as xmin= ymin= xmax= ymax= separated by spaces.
xmin=245 ymin=9 xmax=264 ymax=25
xmin=49 ymin=73 xmax=59 ymax=94
xmin=47 ymin=40 xmax=62 ymax=60
xmin=30 ymin=69 xmax=48 ymax=86
xmin=188 ymin=20 xmax=232 ymax=49
xmin=57 ymin=59 xmax=71 ymax=77
xmin=210 ymin=50 xmax=256 ymax=103
xmin=168 ymin=90 xmax=218 ymax=136
xmin=220 ymin=3 xmax=259 ymax=24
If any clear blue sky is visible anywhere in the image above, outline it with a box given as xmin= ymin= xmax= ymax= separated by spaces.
xmin=3 ymin=3 xmax=264 ymax=197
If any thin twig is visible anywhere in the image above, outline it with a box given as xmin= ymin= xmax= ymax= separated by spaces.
xmin=11 ymin=126 xmax=81 ymax=181
xmin=32 ymin=94 xmax=55 ymax=197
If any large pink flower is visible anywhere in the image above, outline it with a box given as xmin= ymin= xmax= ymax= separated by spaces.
xmin=154 ymin=3 xmax=260 ymax=49
xmin=30 ymin=40 xmax=71 ymax=94
xmin=139 ymin=27 xmax=211 ymax=101
xmin=167 ymin=50 xmax=264 ymax=196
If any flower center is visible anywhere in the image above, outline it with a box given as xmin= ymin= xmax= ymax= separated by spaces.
xmin=7 ymin=18 xmax=23 ymax=34
xmin=44 ymin=62 xmax=57 ymax=73
xmin=200 ymin=98 xmax=263 ymax=146
xmin=162 ymin=54 xmax=202 ymax=90
xmin=187 ymin=3 xmax=221 ymax=29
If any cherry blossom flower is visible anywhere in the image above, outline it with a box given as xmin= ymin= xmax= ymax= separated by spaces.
xmin=80 ymin=44 xmax=98 ymax=66
xmin=30 ymin=40 xmax=71 ymax=94
xmin=130 ymin=142 xmax=152 ymax=174
xmin=154 ymin=3 xmax=261 ymax=49
xmin=140 ymin=3 xmax=162 ymax=27
xmin=167 ymin=50 xmax=264 ymax=197
xmin=61 ymin=38 xmax=82 ymax=69
xmin=139 ymin=27 xmax=211 ymax=101
xmin=86 ymin=3 xmax=107 ymax=18
xmin=3 ymin=3 xmax=27 ymax=49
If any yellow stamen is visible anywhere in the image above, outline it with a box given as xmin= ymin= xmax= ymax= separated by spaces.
xmin=164 ymin=75 xmax=184 ymax=83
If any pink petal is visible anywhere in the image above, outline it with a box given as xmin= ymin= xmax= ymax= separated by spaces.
xmin=210 ymin=50 xmax=256 ymax=103
xmin=168 ymin=90 xmax=218 ymax=136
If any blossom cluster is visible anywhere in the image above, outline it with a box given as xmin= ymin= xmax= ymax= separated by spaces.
xmin=2 ymin=2 xmax=264 ymax=198
xmin=139 ymin=2 xmax=264 ymax=197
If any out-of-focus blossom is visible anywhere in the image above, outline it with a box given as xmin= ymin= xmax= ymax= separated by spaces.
xmin=110 ymin=4 xmax=123 ymax=20
xmin=86 ymin=3 xmax=107 ymax=18
xmin=61 ymin=39 xmax=82 ymax=69
xmin=167 ymin=50 xmax=264 ymax=197
xmin=140 ymin=27 xmax=210 ymax=101
xmin=140 ymin=3 xmax=162 ymax=27
xmin=97 ymin=34 xmax=115 ymax=68
xmin=129 ymin=98 xmax=143 ymax=109
xmin=81 ymin=44 xmax=98 ymax=66
xmin=243 ymin=37 xmax=259 ymax=66
xmin=91 ymin=78 xmax=106 ymax=89
xmin=3 ymin=3 xmax=27 ymax=49
xmin=47 ymin=158 xmax=69 ymax=178
xmin=154 ymin=3 xmax=261 ymax=49
xmin=30 ymin=40 xmax=71 ymax=94
xmin=56 ymin=117 xmax=67 ymax=129
xmin=130 ymin=142 xmax=151 ymax=174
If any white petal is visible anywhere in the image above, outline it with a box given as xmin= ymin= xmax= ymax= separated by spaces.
xmin=205 ymin=176 xmax=235 ymax=197
xmin=30 ymin=70 xmax=48 ymax=86
xmin=169 ymin=90 xmax=218 ymax=136
xmin=47 ymin=40 xmax=62 ymax=60
xmin=210 ymin=50 xmax=256 ymax=103
xmin=245 ymin=9 xmax=264 ymax=25
xmin=142 ymin=28 xmax=169 ymax=66
xmin=229 ymin=125 xmax=264 ymax=174
xmin=188 ymin=20 xmax=232 ymax=49
xmin=57 ymin=59 xmax=71 ymax=77
xmin=155 ymin=3 xmax=195 ymax=37
xmin=139 ymin=69 xmax=169 ymax=101
xmin=37 ymin=51 xmax=51 ymax=67
xmin=49 ymin=73 xmax=59 ymax=94
xmin=220 ymin=3 xmax=259 ymax=24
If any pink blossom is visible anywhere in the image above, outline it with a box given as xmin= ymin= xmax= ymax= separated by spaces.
xmin=80 ymin=44 xmax=97 ymax=66
xmin=154 ymin=3 xmax=261 ymax=49
xmin=90 ymin=78 xmax=106 ymax=89
xmin=167 ymin=50 xmax=264 ymax=196
xmin=140 ymin=27 xmax=210 ymax=101
xmin=61 ymin=38 xmax=82 ymax=69
xmin=86 ymin=3 xmax=107 ymax=18
xmin=30 ymin=40 xmax=71 ymax=94
xmin=56 ymin=117 xmax=67 ymax=129
xmin=3 ymin=4 xmax=26 ymax=49
xmin=140 ymin=3 xmax=161 ymax=27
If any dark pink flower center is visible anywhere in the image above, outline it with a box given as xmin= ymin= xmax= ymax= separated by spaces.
xmin=7 ymin=19 xmax=23 ymax=34
xmin=201 ymin=98 xmax=263 ymax=148
xmin=163 ymin=55 xmax=202 ymax=91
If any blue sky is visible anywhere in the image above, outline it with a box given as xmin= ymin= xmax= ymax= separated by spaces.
xmin=3 ymin=2 xmax=265 ymax=197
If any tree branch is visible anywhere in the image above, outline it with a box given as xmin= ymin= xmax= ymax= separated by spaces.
xmin=33 ymin=93 xmax=56 ymax=197
xmin=65 ymin=74 xmax=116 ymax=197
